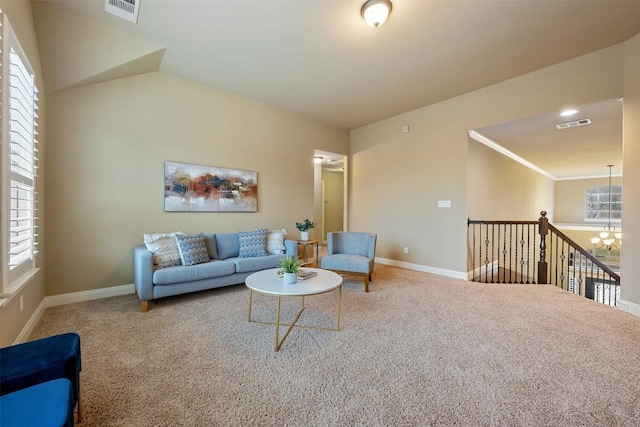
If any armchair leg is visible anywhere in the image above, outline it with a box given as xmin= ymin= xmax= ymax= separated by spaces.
xmin=364 ymin=273 xmax=369 ymax=293
xmin=141 ymin=301 xmax=149 ymax=313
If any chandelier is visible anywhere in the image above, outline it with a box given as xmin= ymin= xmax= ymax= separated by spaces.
xmin=590 ymin=165 xmax=621 ymax=258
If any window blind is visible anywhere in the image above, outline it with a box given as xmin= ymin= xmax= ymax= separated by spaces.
xmin=5 ymin=30 xmax=39 ymax=281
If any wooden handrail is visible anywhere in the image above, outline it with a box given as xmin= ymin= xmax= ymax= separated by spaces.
xmin=548 ymin=223 xmax=620 ymax=282
xmin=468 ymin=219 xmax=539 ymax=225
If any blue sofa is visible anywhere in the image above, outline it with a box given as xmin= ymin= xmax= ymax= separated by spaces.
xmin=0 ymin=333 xmax=81 ymax=425
xmin=134 ymin=232 xmax=298 ymax=312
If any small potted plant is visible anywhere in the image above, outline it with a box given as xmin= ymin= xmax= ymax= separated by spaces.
xmin=279 ymin=256 xmax=304 ymax=284
xmin=295 ymin=218 xmax=315 ymax=241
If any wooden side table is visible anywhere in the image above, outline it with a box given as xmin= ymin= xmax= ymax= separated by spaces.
xmin=297 ymin=239 xmax=319 ymax=267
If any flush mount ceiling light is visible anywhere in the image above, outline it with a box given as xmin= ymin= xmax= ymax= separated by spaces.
xmin=560 ymin=109 xmax=578 ymax=117
xmin=361 ymin=0 xmax=393 ymax=28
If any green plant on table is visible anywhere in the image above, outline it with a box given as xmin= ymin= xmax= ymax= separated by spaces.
xmin=279 ymin=256 xmax=304 ymax=274
xmin=295 ymin=219 xmax=316 ymax=232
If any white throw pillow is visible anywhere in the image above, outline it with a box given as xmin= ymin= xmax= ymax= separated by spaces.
xmin=144 ymin=232 xmax=184 ymax=269
xmin=267 ymin=229 xmax=287 ymax=255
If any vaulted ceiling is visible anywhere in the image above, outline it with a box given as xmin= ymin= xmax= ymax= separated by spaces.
xmin=31 ymin=0 xmax=640 ymax=177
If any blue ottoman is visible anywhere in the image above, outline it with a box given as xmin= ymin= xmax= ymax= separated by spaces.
xmin=0 ymin=378 xmax=74 ymax=426
xmin=0 ymin=333 xmax=81 ymax=421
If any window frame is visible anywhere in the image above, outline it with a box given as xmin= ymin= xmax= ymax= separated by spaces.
xmin=1 ymin=15 xmax=40 ymax=295
xmin=584 ymin=185 xmax=622 ymax=224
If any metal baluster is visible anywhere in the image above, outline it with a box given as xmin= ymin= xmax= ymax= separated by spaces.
xmin=533 ymin=226 xmax=537 ymax=284
xmin=509 ymin=224 xmax=517 ymax=283
xmin=472 ymin=223 xmax=476 ymax=282
xmin=559 ymin=239 xmax=566 ymax=291
xmin=484 ymin=224 xmax=490 ymax=283
xmin=523 ymin=225 xmax=531 ymax=284
xmin=491 ymin=223 xmax=495 ymax=283
xmin=519 ymin=226 xmax=526 ymax=284
xmin=502 ymin=226 xmax=507 ymax=283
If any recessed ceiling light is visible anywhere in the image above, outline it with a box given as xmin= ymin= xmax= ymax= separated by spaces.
xmin=560 ymin=109 xmax=578 ymax=117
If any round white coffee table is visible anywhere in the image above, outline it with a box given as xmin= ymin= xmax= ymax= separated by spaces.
xmin=245 ymin=268 xmax=342 ymax=351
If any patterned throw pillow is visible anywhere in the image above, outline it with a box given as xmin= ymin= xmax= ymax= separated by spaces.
xmin=175 ymin=233 xmax=211 ymax=266
xmin=144 ymin=232 xmax=184 ymax=270
xmin=267 ymin=229 xmax=287 ymax=255
xmin=238 ymin=229 xmax=269 ymax=258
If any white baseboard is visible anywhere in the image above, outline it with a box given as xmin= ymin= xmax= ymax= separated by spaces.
xmin=467 ymin=260 xmax=500 ymax=280
xmin=14 ymin=298 xmax=47 ymax=345
xmin=617 ymin=299 xmax=640 ymax=318
xmin=46 ymin=283 xmax=135 ymax=308
xmin=376 ymin=257 xmax=468 ymax=280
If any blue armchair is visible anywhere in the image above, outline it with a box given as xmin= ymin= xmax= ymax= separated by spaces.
xmin=320 ymin=232 xmax=377 ymax=292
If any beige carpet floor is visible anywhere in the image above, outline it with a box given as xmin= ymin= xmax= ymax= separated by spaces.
xmin=30 ymin=265 xmax=640 ymax=426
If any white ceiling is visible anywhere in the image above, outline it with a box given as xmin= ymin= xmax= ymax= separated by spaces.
xmin=34 ymin=0 xmax=640 ymax=178
xmin=474 ymin=98 xmax=624 ymax=179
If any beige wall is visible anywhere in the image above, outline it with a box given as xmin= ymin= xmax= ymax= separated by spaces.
xmin=621 ymin=34 xmax=640 ymax=306
xmin=350 ymin=44 xmax=625 ymax=275
xmin=466 ymin=139 xmax=555 ymax=272
xmin=0 ymin=0 xmax=47 ymax=347
xmin=322 ymin=170 xmax=344 ymax=236
xmin=45 ymin=71 xmax=348 ymax=296
xmin=554 ymin=177 xmax=623 ymax=224
xmin=467 ymin=139 xmax=554 ymax=221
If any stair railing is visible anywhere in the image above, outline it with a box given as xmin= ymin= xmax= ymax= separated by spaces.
xmin=468 ymin=211 xmax=621 ymax=306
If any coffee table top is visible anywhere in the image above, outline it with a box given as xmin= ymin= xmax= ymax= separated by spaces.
xmin=245 ymin=268 xmax=342 ymax=296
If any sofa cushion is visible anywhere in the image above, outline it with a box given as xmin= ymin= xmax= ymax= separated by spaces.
xmin=143 ymin=232 xmax=184 ymax=270
xmin=238 ymin=229 xmax=268 ymax=258
xmin=175 ymin=233 xmax=211 ymax=266
xmin=228 ymin=254 xmax=286 ymax=273
xmin=0 ymin=379 xmax=75 ymax=427
xmin=215 ymin=233 xmax=240 ymax=259
xmin=153 ymin=260 xmax=236 ymax=285
xmin=267 ymin=229 xmax=287 ymax=255
xmin=202 ymin=233 xmax=219 ymax=260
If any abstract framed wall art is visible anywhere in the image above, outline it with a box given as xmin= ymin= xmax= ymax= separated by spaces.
xmin=164 ymin=161 xmax=258 ymax=212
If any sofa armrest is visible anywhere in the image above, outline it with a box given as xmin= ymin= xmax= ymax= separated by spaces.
xmin=133 ymin=245 xmax=154 ymax=303
xmin=284 ymin=239 xmax=298 ymax=259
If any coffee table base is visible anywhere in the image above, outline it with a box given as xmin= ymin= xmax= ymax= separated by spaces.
xmin=247 ymin=287 xmax=342 ymax=351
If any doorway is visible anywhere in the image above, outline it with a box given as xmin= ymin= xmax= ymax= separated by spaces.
xmin=314 ymin=150 xmax=347 ymax=245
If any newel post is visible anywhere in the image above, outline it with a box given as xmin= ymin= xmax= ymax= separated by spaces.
xmin=538 ymin=211 xmax=549 ymax=284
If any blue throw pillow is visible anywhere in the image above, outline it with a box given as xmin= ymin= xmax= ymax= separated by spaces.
xmin=238 ymin=229 xmax=268 ymax=258
xmin=175 ymin=233 xmax=211 ymax=266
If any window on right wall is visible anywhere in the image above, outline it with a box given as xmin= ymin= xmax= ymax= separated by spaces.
xmin=585 ymin=185 xmax=622 ymax=222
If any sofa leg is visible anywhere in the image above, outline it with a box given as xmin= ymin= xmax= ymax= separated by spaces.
xmin=141 ymin=301 xmax=149 ymax=313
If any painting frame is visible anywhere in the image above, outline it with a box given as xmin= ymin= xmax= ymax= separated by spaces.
xmin=164 ymin=161 xmax=258 ymax=212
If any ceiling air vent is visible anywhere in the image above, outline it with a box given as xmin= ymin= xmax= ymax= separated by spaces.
xmin=555 ymin=118 xmax=591 ymax=130
xmin=105 ymin=0 xmax=140 ymax=24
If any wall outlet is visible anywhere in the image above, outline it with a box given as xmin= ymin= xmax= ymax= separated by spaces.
xmin=19 ymin=295 xmax=24 ymax=311
xmin=403 ymin=247 xmax=409 ymax=254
